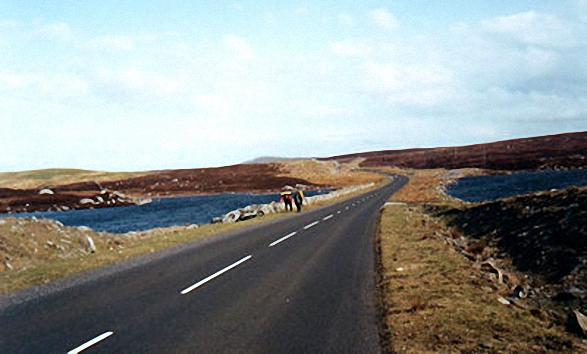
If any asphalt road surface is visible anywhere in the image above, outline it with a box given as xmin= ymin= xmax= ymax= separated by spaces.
xmin=0 ymin=175 xmax=408 ymax=354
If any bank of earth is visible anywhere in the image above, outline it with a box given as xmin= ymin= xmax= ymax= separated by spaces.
xmin=376 ymin=168 xmax=587 ymax=353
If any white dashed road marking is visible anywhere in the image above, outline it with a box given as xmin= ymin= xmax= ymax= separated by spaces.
xmin=269 ymin=232 xmax=297 ymax=247
xmin=322 ymin=214 xmax=333 ymax=221
xmin=304 ymin=221 xmax=319 ymax=230
xmin=181 ymin=255 xmax=252 ymax=295
xmin=67 ymin=332 xmax=114 ymax=354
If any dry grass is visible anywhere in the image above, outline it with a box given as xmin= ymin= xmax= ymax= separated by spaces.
xmin=0 ymin=214 xmax=282 ymax=294
xmin=276 ymin=159 xmax=384 ymax=187
xmin=0 ymin=169 xmax=148 ymax=189
xmin=376 ymin=169 xmax=582 ymax=353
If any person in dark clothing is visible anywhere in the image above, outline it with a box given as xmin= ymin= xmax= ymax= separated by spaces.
xmin=293 ymin=189 xmax=304 ymax=212
xmin=281 ymin=191 xmax=293 ymax=211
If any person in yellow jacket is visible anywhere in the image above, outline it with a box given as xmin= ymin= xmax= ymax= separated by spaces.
xmin=293 ymin=189 xmax=304 ymax=212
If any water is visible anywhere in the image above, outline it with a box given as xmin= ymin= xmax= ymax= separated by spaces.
xmin=12 ymin=190 xmax=328 ymax=233
xmin=446 ymin=169 xmax=587 ymax=202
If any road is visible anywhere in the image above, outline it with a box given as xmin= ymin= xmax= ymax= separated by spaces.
xmin=0 ymin=175 xmax=408 ymax=354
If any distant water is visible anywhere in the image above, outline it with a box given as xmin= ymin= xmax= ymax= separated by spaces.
xmin=446 ymin=169 xmax=587 ymax=202
xmin=12 ymin=191 xmax=328 ymax=233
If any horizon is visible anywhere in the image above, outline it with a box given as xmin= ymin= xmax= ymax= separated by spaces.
xmin=2 ymin=1 xmax=586 ymax=172
xmin=3 ymin=130 xmax=583 ymax=173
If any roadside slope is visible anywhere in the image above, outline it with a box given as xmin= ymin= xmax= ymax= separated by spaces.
xmin=376 ymin=169 xmax=584 ymax=353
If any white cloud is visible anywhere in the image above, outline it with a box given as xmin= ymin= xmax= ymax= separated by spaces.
xmin=193 ymin=93 xmax=227 ymax=112
xmin=222 ymin=34 xmax=254 ymax=59
xmin=90 ymin=67 xmax=182 ymax=99
xmin=369 ymin=8 xmax=398 ymax=31
xmin=580 ymin=0 xmax=587 ymax=22
xmin=0 ymin=72 xmax=34 ymax=88
xmin=338 ymin=13 xmax=353 ymax=25
xmin=37 ymin=22 xmax=72 ymax=41
xmin=481 ymin=11 xmax=580 ymax=47
xmin=361 ymin=61 xmax=459 ymax=108
xmin=2 ymin=2 xmax=587 ymax=172
xmin=0 ymin=20 xmax=23 ymax=29
xmin=84 ymin=35 xmax=135 ymax=52
xmin=265 ymin=12 xmax=277 ymax=26
xmin=0 ymin=71 xmax=88 ymax=97
xmin=295 ymin=7 xmax=309 ymax=16
xmin=329 ymin=40 xmax=371 ymax=57
xmin=298 ymin=103 xmax=348 ymax=118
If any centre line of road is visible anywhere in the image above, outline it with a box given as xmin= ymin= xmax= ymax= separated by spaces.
xmin=269 ymin=232 xmax=297 ymax=247
xmin=67 ymin=331 xmax=114 ymax=354
xmin=322 ymin=214 xmax=334 ymax=221
xmin=180 ymin=255 xmax=252 ymax=295
xmin=304 ymin=221 xmax=319 ymax=230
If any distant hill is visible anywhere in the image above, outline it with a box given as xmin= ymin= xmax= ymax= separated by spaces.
xmin=243 ymin=156 xmax=310 ymax=164
xmin=321 ymin=131 xmax=587 ymax=171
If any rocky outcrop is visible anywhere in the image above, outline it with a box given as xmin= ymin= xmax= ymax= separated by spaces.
xmin=0 ymin=187 xmax=150 ymax=214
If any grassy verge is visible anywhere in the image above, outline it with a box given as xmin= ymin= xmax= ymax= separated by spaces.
xmin=376 ymin=169 xmax=582 ymax=353
xmin=0 ymin=217 xmax=265 ymax=294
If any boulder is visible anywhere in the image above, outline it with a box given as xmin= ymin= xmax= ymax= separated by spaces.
xmin=84 ymin=235 xmax=96 ymax=253
xmin=222 ymin=211 xmax=241 ymax=223
xmin=80 ymin=198 xmax=98 ymax=205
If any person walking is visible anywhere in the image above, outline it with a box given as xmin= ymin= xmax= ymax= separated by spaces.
xmin=293 ymin=189 xmax=304 ymax=212
xmin=281 ymin=191 xmax=293 ymax=211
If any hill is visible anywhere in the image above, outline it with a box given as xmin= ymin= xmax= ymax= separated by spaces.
xmin=322 ymin=131 xmax=587 ymax=171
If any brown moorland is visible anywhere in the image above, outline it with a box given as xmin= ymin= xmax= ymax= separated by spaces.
xmin=0 ymin=164 xmax=321 ymax=214
xmin=323 ymin=131 xmax=587 ymax=171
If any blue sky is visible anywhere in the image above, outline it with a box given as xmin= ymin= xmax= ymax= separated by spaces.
xmin=1 ymin=1 xmax=586 ymax=172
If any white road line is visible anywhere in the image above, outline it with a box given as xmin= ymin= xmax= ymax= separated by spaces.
xmin=67 ymin=332 xmax=114 ymax=354
xmin=180 ymin=255 xmax=252 ymax=295
xmin=269 ymin=232 xmax=297 ymax=247
xmin=322 ymin=214 xmax=334 ymax=221
xmin=337 ymin=211 xmax=341 ymax=214
xmin=304 ymin=221 xmax=319 ymax=229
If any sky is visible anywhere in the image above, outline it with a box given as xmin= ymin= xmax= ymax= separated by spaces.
xmin=1 ymin=1 xmax=586 ymax=172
